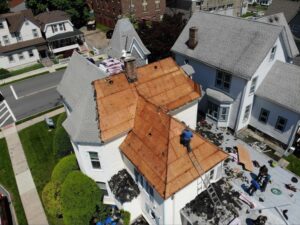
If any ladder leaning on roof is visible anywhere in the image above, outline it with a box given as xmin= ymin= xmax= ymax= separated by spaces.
xmin=188 ymin=151 xmax=233 ymax=225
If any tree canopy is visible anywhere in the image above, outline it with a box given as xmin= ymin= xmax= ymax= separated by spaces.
xmin=51 ymin=154 xmax=78 ymax=184
xmin=25 ymin=0 xmax=90 ymax=28
xmin=0 ymin=0 xmax=9 ymax=14
xmin=136 ymin=13 xmax=187 ymax=62
xmin=61 ymin=171 xmax=102 ymax=225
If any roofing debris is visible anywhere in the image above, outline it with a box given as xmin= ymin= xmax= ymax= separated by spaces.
xmin=108 ymin=169 xmax=140 ymax=203
xmin=131 ymin=216 xmax=149 ymax=225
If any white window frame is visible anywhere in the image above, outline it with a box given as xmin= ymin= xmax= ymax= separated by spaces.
xmin=207 ymin=101 xmax=230 ymax=122
xmin=3 ymin=35 xmax=10 ymax=45
xmin=249 ymin=77 xmax=258 ymax=95
xmin=215 ymin=70 xmax=231 ymax=92
xmin=209 ymin=169 xmax=215 ymax=180
xmin=8 ymin=55 xmax=14 ymax=63
xmin=32 ymin=29 xmax=39 ymax=38
xmin=18 ymin=52 xmax=24 ymax=60
xmin=28 ymin=49 xmax=34 ymax=57
xmin=0 ymin=22 xmax=4 ymax=29
xmin=89 ymin=152 xmax=101 ymax=169
xmin=52 ymin=24 xmax=58 ymax=33
xmin=258 ymin=108 xmax=269 ymax=124
xmin=243 ymin=104 xmax=251 ymax=122
xmin=270 ymin=45 xmax=277 ymax=61
xmin=59 ymin=23 xmax=65 ymax=31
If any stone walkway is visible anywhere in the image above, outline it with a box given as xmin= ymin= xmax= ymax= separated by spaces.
xmin=2 ymin=124 xmax=49 ymax=225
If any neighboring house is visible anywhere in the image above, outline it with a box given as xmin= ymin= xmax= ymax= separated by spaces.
xmin=57 ymin=52 xmax=228 ymax=224
xmin=166 ymin=0 xmax=248 ymax=17
xmin=0 ymin=9 xmax=47 ymax=69
xmin=9 ymin=0 xmax=26 ymax=12
xmin=248 ymin=0 xmax=272 ymax=6
xmin=35 ymin=10 xmax=86 ymax=57
xmin=104 ymin=18 xmax=150 ymax=66
xmin=91 ymin=0 xmax=166 ymax=28
xmin=172 ymin=11 xmax=300 ymax=152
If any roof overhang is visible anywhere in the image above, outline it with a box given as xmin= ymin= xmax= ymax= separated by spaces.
xmin=206 ymin=88 xmax=234 ymax=104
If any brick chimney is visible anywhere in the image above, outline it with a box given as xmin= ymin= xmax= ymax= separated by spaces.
xmin=187 ymin=26 xmax=198 ymax=49
xmin=124 ymin=56 xmax=137 ymax=83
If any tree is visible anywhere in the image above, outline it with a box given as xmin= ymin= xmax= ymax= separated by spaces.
xmin=137 ymin=13 xmax=187 ymax=62
xmin=25 ymin=0 xmax=48 ymax=15
xmin=51 ymin=154 xmax=78 ymax=184
xmin=61 ymin=171 xmax=102 ymax=225
xmin=42 ymin=181 xmax=63 ymax=218
xmin=53 ymin=126 xmax=73 ymax=159
xmin=0 ymin=0 xmax=9 ymax=14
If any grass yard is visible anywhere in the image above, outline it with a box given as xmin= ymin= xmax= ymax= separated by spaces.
xmin=0 ymin=63 xmax=44 ymax=79
xmin=0 ymin=139 xmax=28 ymax=225
xmin=19 ymin=113 xmax=69 ymax=225
xmin=285 ymin=154 xmax=300 ymax=177
xmin=96 ymin=23 xmax=110 ymax=32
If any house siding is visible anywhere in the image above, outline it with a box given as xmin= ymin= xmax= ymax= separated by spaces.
xmin=44 ymin=20 xmax=73 ymax=38
xmin=250 ymin=96 xmax=300 ymax=145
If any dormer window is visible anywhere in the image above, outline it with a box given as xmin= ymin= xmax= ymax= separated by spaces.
xmin=59 ymin=23 xmax=66 ymax=31
xmin=51 ymin=25 xmax=58 ymax=33
xmin=270 ymin=45 xmax=277 ymax=61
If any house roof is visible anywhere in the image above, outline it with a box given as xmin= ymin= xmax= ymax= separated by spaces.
xmin=93 ymin=57 xmax=201 ymax=142
xmin=265 ymin=0 xmax=300 ymax=22
xmin=257 ymin=13 xmax=299 ymax=58
xmin=0 ymin=9 xmax=39 ymax=33
xmin=57 ymin=52 xmax=108 ymax=144
xmin=35 ymin=10 xmax=70 ymax=29
xmin=0 ymin=37 xmax=46 ymax=53
xmin=120 ymin=97 xmax=228 ymax=199
xmin=171 ymin=11 xmax=284 ymax=80
xmin=256 ymin=61 xmax=300 ymax=114
xmin=105 ymin=18 xmax=150 ymax=59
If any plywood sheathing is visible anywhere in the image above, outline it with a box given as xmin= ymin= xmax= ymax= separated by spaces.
xmin=237 ymin=144 xmax=254 ymax=172
xmin=120 ymin=97 xmax=228 ymax=199
xmin=94 ymin=57 xmax=201 ymax=142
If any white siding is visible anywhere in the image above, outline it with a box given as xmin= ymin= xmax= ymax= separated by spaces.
xmin=172 ymin=100 xmax=198 ymax=130
xmin=44 ymin=21 xmax=74 ymax=38
xmin=250 ymin=96 xmax=300 ymax=145
xmin=19 ymin=20 xmax=42 ymax=41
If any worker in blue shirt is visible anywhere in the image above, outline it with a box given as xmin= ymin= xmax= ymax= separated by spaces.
xmin=181 ymin=128 xmax=193 ymax=152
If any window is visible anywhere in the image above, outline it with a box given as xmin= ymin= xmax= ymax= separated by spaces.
xmin=270 ymin=45 xmax=277 ymax=61
xmin=18 ymin=52 xmax=24 ymax=60
xmin=184 ymin=59 xmax=189 ymax=64
xmin=8 ymin=55 xmax=14 ymax=63
xmin=89 ymin=152 xmax=101 ymax=169
xmin=3 ymin=35 xmax=10 ymax=45
xmin=219 ymin=107 xmax=229 ymax=121
xmin=209 ymin=169 xmax=214 ymax=180
xmin=25 ymin=20 xmax=29 ymax=25
xmin=207 ymin=101 xmax=230 ymax=122
xmin=59 ymin=23 xmax=65 ymax=31
xmin=32 ymin=29 xmax=39 ymax=37
xmin=16 ymin=33 xmax=22 ymax=41
xmin=142 ymin=0 xmax=147 ymax=11
xmin=0 ymin=22 xmax=4 ymax=29
xmin=249 ymin=77 xmax=258 ymax=95
xmin=258 ymin=108 xmax=269 ymax=123
xmin=275 ymin=116 xmax=287 ymax=132
xmin=51 ymin=25 xmax=58 ymax=33
xmin=28 ymin=49 xmax=34 ymax=57
xmin=243 ymin=104 xmax=251 ymax=122
xmin=215 ymin=71 xmax=231 ymax=92
xmin=96 ymin=182 xmax=108 ymax=196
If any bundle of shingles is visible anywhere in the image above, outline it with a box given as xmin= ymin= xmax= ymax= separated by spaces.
xmin=108 ymin=169 xmax=140 ymax=203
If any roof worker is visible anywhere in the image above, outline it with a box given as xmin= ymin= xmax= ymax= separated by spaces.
xmin=181 ymin=127 xmax=193 ymax=152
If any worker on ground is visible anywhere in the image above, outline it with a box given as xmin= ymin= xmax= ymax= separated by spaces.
xmin=253 ymin=215 xmax=267 ymax=225
xmin=257 ymin=165 xmax=268 ymax=182
xmin=181 ymin=128 xmax=193 ymax=152
xmin=248 ymin=179 xmax=260 ymax=196
xmin=261 ymin=174 xmax=271 ymax=192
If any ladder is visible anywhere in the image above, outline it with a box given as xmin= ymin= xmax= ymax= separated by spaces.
xmin=188 ymin=151 xmax=233 ymax=225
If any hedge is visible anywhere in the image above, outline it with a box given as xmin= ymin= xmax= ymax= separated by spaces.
xmin=51 ymin=154 xmax=78 ymax=184
xmin=53 ymin=126 xmax=73 ymax=158
xmin=42 ymin=181 xmax=63 ymax=218
xmin=61 ymin=171 xmax=103 ymax=225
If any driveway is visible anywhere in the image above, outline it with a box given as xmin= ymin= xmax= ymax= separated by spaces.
xmin=80 ymin=26 xmax=110 ymax=49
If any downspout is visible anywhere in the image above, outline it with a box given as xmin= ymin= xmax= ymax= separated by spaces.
xmin=285 ymin=120 xmax=300 ymax=155
xmin=234 ymin=80 xmax=247 ymax=135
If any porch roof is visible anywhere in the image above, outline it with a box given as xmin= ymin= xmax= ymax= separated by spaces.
xmin=0 ymin=37 xmax=46 ymax=53
xmin=47 ymin=29 xmax=83 ymax=42
xmin=206 ymin=88 xmax=233 ymax=104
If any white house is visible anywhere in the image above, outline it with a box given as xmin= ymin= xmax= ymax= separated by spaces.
xmin=103 ymin=18 xmax=151 ymax=66
xmin=35 ymin=10 xmax=86 ymax=57
xmin=171 ymin=11 xmax=300 ymax=152
xmin=57 ymin=52 xmax=228 ymax=224
xmin=0 ymin=9 xmax=47 ymax=69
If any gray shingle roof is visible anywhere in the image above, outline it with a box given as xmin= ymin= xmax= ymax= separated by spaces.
xmin=57 ymin=52 xmax=108 ymax=144
xmin=258 ymin=13 xmax=299 ymax=58
xmin=105 ymin=18 xmax=150 ymax=59
xmin=171 ymin=11 xmax=284 ymax=80
xmin=256 ymin=61 xmax=300 ymax=114
xmin=265 ymin=0 xmax=300 ymax=22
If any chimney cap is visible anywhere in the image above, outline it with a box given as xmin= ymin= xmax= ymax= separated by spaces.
xmin=124 ymin=56 xmax=136 ymax=62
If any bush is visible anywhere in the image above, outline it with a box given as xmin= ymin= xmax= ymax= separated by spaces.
xmin=0 ymin=68 xmax=11 ymax=79
xmin=42 ymin=181 xmax=63 ymax=218
xmin=53 ymin=126 xmax=73 ymax=158
xmin=120 ymin=210 xmax=131 ymax=225
xmin=61 ymin=171 xmax=103 ymax=225
xmin=51 ymin=154 xmax=78 ymax=184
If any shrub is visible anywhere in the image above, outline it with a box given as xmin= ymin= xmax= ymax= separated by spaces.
xmin=0 ymin=68 xmax=11 ymax=79
xmin=51 ymin=154 xmax=78 ymax=184
xmin=120 ymin=210 xmax=131 ymax=225
xmin=42 ymin=181 xmax=63 ymax=218
xmin=53 ymin=126 xmax=73 ymax=158
xmin=61 ymin=171 xmax=103 ymax=225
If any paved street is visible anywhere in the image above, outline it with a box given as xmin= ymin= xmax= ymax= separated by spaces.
xmin=0 ymin=70 xmax=64 ymax=127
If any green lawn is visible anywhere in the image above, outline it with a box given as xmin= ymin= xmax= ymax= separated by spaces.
xmin=96 ymin=23 xmax=110 ymax=32
xmin=0 ymin=139 xmax=28 ymax=225
xmin=19 ymin=113 xmax=68 ymax=225
xmin=285 ymin=154 xmax=300 ymax=176
xmin=0 ymin=63 xmax=44 ymax=79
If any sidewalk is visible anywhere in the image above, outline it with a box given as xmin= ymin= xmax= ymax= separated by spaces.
xmin=2 ymin=124 xmax=49 ymax=225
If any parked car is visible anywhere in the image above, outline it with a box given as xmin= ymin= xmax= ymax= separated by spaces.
xmin=45 ymin=117 xmax=55 ymax=129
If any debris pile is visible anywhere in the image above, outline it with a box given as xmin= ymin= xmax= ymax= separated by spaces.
xmin=182 ymin=179 xmax=242 ymax=223
xmin=108 ymin=169 xmax=140 ymax=203
xmin=131 ymin=216 xmax=149 ymax=225
xmin=196 ymin=122 xmax=224 ymax=146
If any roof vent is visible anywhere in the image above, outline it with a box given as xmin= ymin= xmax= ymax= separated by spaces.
xmin=269 ymin=17 xmax=273 ymax=23
xmin=187 ymin=26 xmax=198 ymax=49
xmin=274 ymin=16 xmax=279 ymax=21
xmin=124 ymin=56 xmax=137 ymax=83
